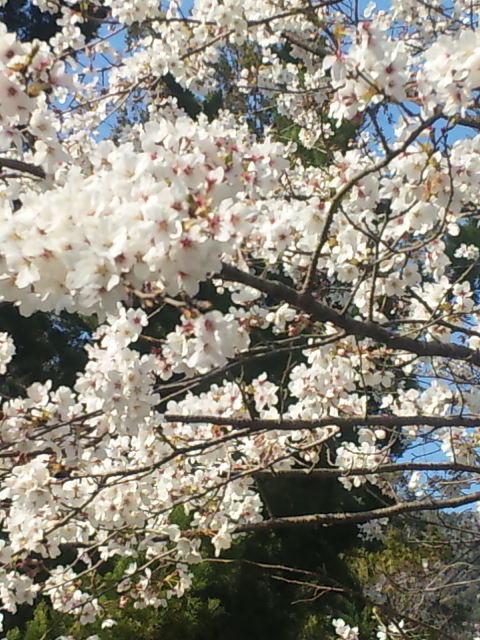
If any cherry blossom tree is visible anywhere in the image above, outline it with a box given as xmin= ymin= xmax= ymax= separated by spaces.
xmin=1 ymin=0 xmax=480 ymax=637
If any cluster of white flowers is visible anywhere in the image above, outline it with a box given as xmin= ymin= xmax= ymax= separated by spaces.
xmin=358 ymin=518 xmax=389 ymax=542
xmin=0 ymin=115 xmax=287 ymax=317
xmin=0 ymin=331 xmax=14 ymax=375
xmin=333 ymin=616 xmax=415 ymax=640
xmin=324 ymin=18 xmax=409 ymax=123
xmin=376 ymin=620 xmax=407 ymax=640
xmin=163 ymin=309 xmax=250 ymax=375
xmin=421 ymin=29 xmax=480 ymax=116
xmin=0 ymin=24 xmax=35 ymax=132
xmin=332 ymin=618 xmax=359 ymax=640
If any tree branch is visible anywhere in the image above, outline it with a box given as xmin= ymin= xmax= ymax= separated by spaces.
xmin=164 ymin=413 xmax=480 ymax=431
xmin=220 ymin=263 xmax=480 ymax=366
xmin=450 ymin=115 xmax=480 ymax=131
xmin=0 ymin=158 xmax=46 ymax=179
xmin=235 ymin=489 xmax=480 ymax=531
xmin=254 ymin=461 xmax=480 ymax=480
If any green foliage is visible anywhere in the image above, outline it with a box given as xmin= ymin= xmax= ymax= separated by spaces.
xmin=343 ymin=519 xmax=480 ymax=640
xmin=0 ymin=1 xmax=107 ymax=43
xmin=0 ymin=304 xmax=93 ymax=397
xmin=6 ymin=562 xmax=225 ymax=640
xmin=6 ymin=522 xmax=368 ymax=640
xmin=271 ymin=112 xmax=359 ymax=167
xmin=445 ymin=219 xmax=480 ymax=298
xmin=5 ymin=602 xmax=72 ymax=640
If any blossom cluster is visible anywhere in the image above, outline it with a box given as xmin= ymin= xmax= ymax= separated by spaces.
xmin=0 ymin=115 xmax=286 ymax=317
xmin=0 ymin=331 xmax=14 ymax=375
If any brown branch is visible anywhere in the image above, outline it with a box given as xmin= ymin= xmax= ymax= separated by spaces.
xmin=282 ymin=31 xmax=331 ymax=57
xmin=164 ymin=413 xmax=480 ymax=430
xmin=207 ymin=557 xmax=355 ymax=598
xmin=0 ymin=158 xmax=46 ymax=179
xmin=220 ymin=263 xmax=480 ymax=366
xmin=451 ymin=115 xmax=480 ymax=131
xmin=234 ymin=489 xmax=480 ymax=531
xmin=180 ymin=29 xmax=232 ymax=60
xmin=246 ymin=1 xmax=343 ymax=26
xmin=254 ymin=461 xmax=480 ymax=480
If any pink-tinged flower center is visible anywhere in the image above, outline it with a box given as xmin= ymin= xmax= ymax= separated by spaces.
xmin=180 ymin=236 xmax=193 ymax=249
xmin=204 ymin=318 xmax=214 ymax=332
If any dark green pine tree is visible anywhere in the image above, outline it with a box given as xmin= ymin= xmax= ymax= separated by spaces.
xmin=445 ymin=218 xmax=480 ymax=299
xmin=0 ymin=305 xmax=94 ymax=397
xmin=1 ymin=0 xmax=61 ymax=42
xmin=0 ymin=0 xmax=107 ymax=42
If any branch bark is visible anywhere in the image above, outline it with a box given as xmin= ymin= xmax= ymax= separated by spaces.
xmin=220 ymin=263 xmax=480 ymax=366
xmin=254 ymin=461 xmax=480 ymax=480
xmin=234 ymin=489 xmax=480 ymax=531
xmin=0 ymin=158 xmax=46 ymax=179
xmin=165 ymin=413 xmax=480 ymax=431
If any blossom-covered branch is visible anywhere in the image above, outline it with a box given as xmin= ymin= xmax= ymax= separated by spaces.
xmin=220 ymin=263 xmax=480 ymax=365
